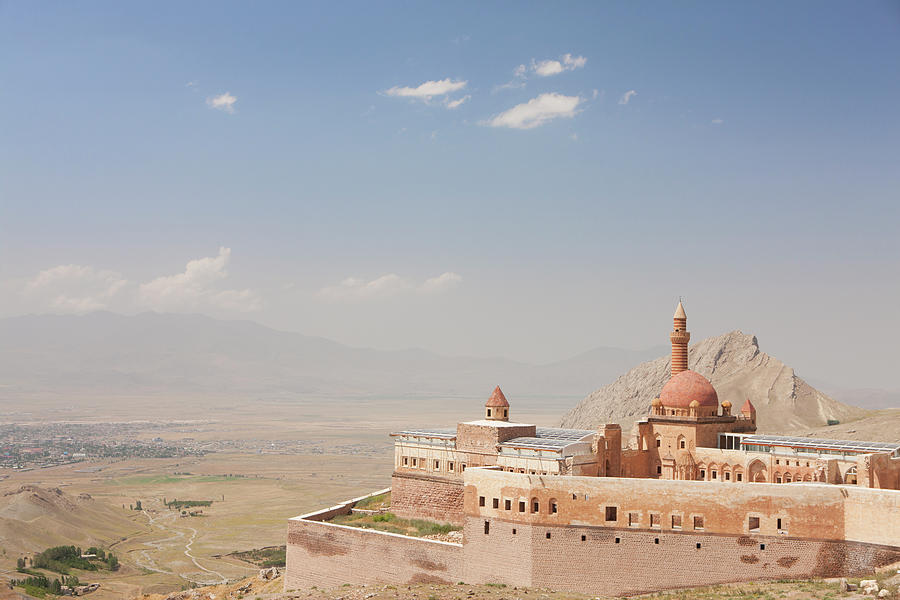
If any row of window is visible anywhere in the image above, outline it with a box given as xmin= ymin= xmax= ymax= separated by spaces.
xmin=481 ymin=522 xmax=771 ymax=550
xmin=400 ymin=456 xmax=466 ymax=473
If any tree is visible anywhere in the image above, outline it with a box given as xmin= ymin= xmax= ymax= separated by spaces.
xmin=135 ymin=500 xmax=142 ymax=511
xmin=16 ymin=557 xmax=25 ymax=570
xmin=107 ymin=554 xmax=119 ymax=571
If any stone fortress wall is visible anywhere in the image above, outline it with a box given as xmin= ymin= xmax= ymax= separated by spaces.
xmin=285 ymin=471 xmax=900 ymax=595
xmin=284 ymin=488 xmax=463 ymax=591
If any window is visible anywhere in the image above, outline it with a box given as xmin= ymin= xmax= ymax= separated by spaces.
xmin=711 ymin=470 xmax=717 ymax=480
xmin=461 ymin=464 xmax=466 ymax=472
xmin=699 ymin=469 xmax=706 ymax=479
xmin=434 ymin=460 xmax=440 ymax=470
xmin=411 ymin=457 xmax=417 ymax=467
xmin=572 ymin=493 xmax=577 ymax=500
xmin=532 ymin=499 xmax=540 ymax=513
xmin=656 ymin=438 xmax=661 ymax=448
xmin=512 ymin=528 xmax=516 ymax=535
xmin=504 ymin=409 xmax=508 ymax=418
xmin=550 ymin=500 xmax=558 ymax=514
xmin=629 ymin=512 xmax=639 ymax=527
xmin=748 ymin=516 xmax=760 ymax=532
xmin=680 ymin=439 xmax=686 ymax=449
xmin=402 ymin=456 xmax=408 ymax=466
xmin=487 ymin=408 xmax=492 ymax=417
xmin=546 ymin=532 xmax=551 ymax=539
xmin=650 ymin=513 xmax=660 ymax=528
xmin=760 ymin=543 xmax=766 ymax=550
xmin=776 ymin=518 xmax=782 ymax=530
xmin=696 ymin=543 xmax=702 ymax=549
xmin=615 ymin=537 xmax=620 ymax=544
xmin=605 ymin=506 xmax=617 ymax=521
xmin=775 ymin=475 xmax=782 ymax=484
xmin=448 ymin=461 xmax=454 ymax=472
xmin=693 ymin=516 xmax=704 ymax=530
xmin=484 ymin=521 xmax=490 ymax=534
xmin=725 ymin=472 xmax=731 ymax=481
xmin=671 ymin=515 xmax=682 ymax=529
xmin=493 ymin=498 xmax=499 ymax=509
xmin=479 ymin=496 xmax=485 ymax=507
xmin=505 ymin=499 xmax=511 ymax=510
xmin=656 ymin=465 xmax=662 ymax=475
xmin=519 ymin=501 xmax=526 ymax=513
xmin=654 ymin=538 xmax=660 ymax=544
xmin=775 ymin=459 xmax=780 ymax=465
xmin=737 ymin=473 xmax=743 ymax=482
xmin=581 ymin=535 xmax=586 ymax=541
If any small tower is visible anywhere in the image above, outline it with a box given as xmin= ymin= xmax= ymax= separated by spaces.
xmin=741 ymin=398 xmax=757 ymax=428
xmin=485 ymin=386 xmax=510 ymax=421
xmin=669 ymin=300 xmax=690 ymax=377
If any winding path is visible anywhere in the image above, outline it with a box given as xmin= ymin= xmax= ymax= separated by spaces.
xmin=138 ymin=508 xmax=226 ymax=585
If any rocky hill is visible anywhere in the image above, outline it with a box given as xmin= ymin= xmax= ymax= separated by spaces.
xmin=560 ymin=331 xmax=869 ymax=435
xmin=0 ymin=485 xmax=141 ymax=556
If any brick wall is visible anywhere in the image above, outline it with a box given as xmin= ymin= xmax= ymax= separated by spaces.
xmin=462 ymin=517 xmax=900 ymax=596
xmin=391 ymin=472 xmax=465 ymax=525
xmin=285 ymin=518 xmax=462 ymax=591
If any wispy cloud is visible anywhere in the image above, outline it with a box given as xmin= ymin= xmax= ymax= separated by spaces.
xmin=481 ymin=93 xmax=583 ymax=130
xmin=382 ymin=78 xmax=467 ymax=100
xmin=532 ymin=53 xmax=587 ymax=77
xmin=444 ymin=95 xmax=471 ymax=109
xmin=207 ymin=92 xmax=237 ymax=114
xmin=24 ymin=265 xmax=128 ymax=313
xmin=711 ymin=118 xmax=724 ymax=125
xmin=318 ymin=272 xmax=462 ymax=301
xmin=139 ymin=247 xmax=261 ymax=312
xmin=618 ymin=90 xmax=637 ymax=105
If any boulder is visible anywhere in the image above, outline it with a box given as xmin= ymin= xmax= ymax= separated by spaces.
xmin=840 ymin=578 xmax=849 ymax=592
xmin=258 ymin=567 xmax=279 ymax=581
xmin=877 ymin=590 xmax=891 ymax=598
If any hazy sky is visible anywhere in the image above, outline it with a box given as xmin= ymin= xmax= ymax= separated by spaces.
xmin=1 ymin=2 xmax=899 ymax=389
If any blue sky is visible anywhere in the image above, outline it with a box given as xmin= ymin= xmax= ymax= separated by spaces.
xmin=1 ymin=2 xmax=899 ymax=388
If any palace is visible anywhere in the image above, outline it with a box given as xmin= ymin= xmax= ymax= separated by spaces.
xmin=285 ymin=304 xmax=900 ymax=596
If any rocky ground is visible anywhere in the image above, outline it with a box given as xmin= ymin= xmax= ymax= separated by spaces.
xmin=138 ymin=567 xmax=900 ymax=600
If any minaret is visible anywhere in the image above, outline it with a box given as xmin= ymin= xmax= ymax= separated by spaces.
xmin=669 ymin=301 xmax=690 ymax=377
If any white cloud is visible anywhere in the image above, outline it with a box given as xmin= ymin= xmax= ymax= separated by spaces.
xmin=444 ymin=95 xmax=471 ymax=109
xmin=207 ymin=92 xmax=237 ymax=114
xmin=382 ymin=78 xmax=467 ymax=101
xmin=493 ymin=66 xmax=527 ymax=93
xmin=138 ymin=247 xmax=261 ymax=312
xmin=592 ymin=89 xmax=601 ymax=100
xmin=532 ymin=54 xmax=587 ymax=77
xmin=24 ymin=265 xmax=128 ymax=313
xmin=481 ymin=93 xmax=583 ymax=130
xmin=318 ymin=272 xmax=462 ymax=301
xmin=711 ymin=118 xmax=724 ymax=125
xmin=618 ymin=90 xmax=637 ymax=105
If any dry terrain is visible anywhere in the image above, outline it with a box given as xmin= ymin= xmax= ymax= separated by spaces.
xmin=137 ymin=572 xmax=900 ymax=600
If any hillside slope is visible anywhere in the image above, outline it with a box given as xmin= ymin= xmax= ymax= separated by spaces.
xmin=560 ymin=331 xmax=869 ymax=434
xmin=0 ymin=485 xmax=144 ymax=557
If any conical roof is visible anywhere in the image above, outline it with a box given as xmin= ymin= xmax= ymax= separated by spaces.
xmin=486 ymin=386 xmax=510 ymax=407
xmin=674 ymin=301 xmax=687 ymax=320
xmin=741 ymin=398 xmax=756 ymax=414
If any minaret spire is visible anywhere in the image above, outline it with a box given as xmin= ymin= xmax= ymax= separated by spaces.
xmin=669 ymin=300 xmax=690 ymax=377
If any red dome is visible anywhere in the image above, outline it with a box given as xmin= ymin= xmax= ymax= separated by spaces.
xmin=659 ymin=370 xmax=718 ymax=409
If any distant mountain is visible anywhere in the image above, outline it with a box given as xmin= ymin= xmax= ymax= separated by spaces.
xmin=559 ymin=331 xmax=870 ymax=434
xmin=0 ymin=312 xmax=661 ymax=403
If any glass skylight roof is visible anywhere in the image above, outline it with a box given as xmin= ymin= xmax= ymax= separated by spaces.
xmin=741 ymin=434 xmax=900 ymax=454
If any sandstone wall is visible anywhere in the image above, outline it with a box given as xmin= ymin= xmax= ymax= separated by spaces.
xmin=285 ymin=517 xmax=462 ymax=590
xmin=463 ymin=517 xmax=900 ymax=596
xmin=391 ymin=472 xmax=464 ymax=525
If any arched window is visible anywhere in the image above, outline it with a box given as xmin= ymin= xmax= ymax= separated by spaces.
xmin=549 ymin=498 xmax=558 ymax=514
xmin=531 ymin=497 xmax=540 ymax=513
xmin=784 ymin=473 xmax=792 ymax=483
xmin=678 ymin=435 xmax=686 ymax=450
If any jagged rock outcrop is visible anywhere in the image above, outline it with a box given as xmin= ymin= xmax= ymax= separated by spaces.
xmin=560 ymin=331 xmax=868 ymax=434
